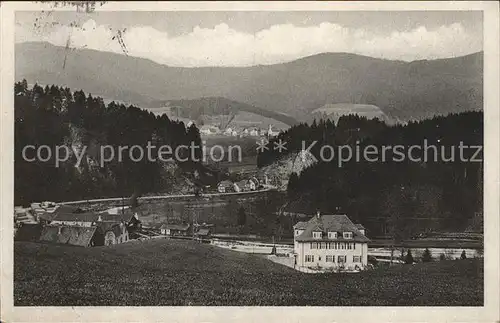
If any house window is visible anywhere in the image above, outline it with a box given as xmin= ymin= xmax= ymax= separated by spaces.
xmin=310 ymin=242 xmax=317 ymax=249
xmin=343 ymin=232 xmax=353 ymax=239
xmin=353 ymin=256 xmax=362 ymax=263
xmin=326 ymin=255 xmax=335 ymax=262
xmin=338 ymin=256 xmax=347 ymax=263
xmin=328 ymin=231 xmax=337 ymax=239
xmin=305 ymin=255 xmax=314 ymax=262
xmin=312 ymin=231 xmax=322 ymax=239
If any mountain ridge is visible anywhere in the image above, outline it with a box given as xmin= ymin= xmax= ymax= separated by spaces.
xmin=16 ymin=41 xmax=483 ymax=122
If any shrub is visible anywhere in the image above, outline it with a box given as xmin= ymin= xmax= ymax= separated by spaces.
xmin=439 ymin=253 xmax=446 ymax=261
xmin=422 ymin=248 xmax=433 ymax=262
xmin=460 ymin=250 xmax=467 ymax=260
xmin=368 ymin=255 xmax=378 ymax=266
xmin=404 ymin=249 xmax=414 ymax=264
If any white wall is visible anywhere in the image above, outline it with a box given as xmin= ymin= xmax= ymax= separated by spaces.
xmin=297 ymin=241 xmax=368 ymax=269
xmin=293 ymin=229 xmax=304 ymax=254
xmin=51 ymin=220 xmax=92 ymax=227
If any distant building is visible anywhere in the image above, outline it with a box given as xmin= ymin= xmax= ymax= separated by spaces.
xmin=217 ymin=180 xmax=235 ymax=193
xmin=256 ymin=173 xmax=269 ymax=186
xmin=37 ymin=206 xmax=137 ymax=246
xmin=194 ymin=227 xmax=211 ymax=240
xmin=223 ymin=127 xmax=234 ymax=136
xmin=200 ymin=125 xmax=221 ymax=136
xmin=233 ymin=178 xmax=258 ymax=192
xmin=248 ymin=177 xmax=259 ymax=190
xmin=293 ymin=213 xmax=370 ymax=271
xmin=233 ymin=180 xmax=249 ymax=192
xmin=249 ymin=128 xmax=259 ymax=136
xmin=160 ymin=223 xmax=191 ymax=236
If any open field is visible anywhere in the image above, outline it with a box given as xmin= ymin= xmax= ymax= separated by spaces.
xmin=15 ymin=239 xmax=483 ymax=306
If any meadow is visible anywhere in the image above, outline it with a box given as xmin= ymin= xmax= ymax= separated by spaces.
xmin=14 ymin=239 xmax=483 ymax=306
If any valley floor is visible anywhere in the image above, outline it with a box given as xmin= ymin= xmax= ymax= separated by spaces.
xmin=14 ymin=240 xmax=483 ymax=306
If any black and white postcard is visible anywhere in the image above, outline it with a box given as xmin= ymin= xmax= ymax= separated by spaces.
xmin=1 ymin=1 xmax=499 ymax=322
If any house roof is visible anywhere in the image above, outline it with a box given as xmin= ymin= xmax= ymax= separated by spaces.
xmin=355 ymin=224 xmax=365 ymax=230
xmin=293 ymin=221 xmax=309 ymax=229
xmin=40 ymin=225 xmax=97 ymax=247
xmin=235 ymin=180 xmax=248 ymax=187
xmin=196 ymin=228 xmax=210 ymax=236
xmin=100 ymin=211 xmax=135 ymax=223
xmin=36 ymin=205 xmax=84 ymax=221
xmin=51 ymin=211 xmax=99 ymax=223
xmin=51 ymin=209 xmax=134 ymax=223
xmin=96 ymin=221 xmax=125 ymax=236
xmin=295 ymin=214 xmax=370 ymax=242
xmin=160 ymin=223 xmax=190 ymax=231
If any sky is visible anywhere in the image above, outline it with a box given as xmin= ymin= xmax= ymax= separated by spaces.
xmin=15 ymin=9 xmax=483 ymax=67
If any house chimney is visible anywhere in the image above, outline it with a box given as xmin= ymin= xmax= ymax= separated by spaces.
xmin=97 ymin=215 xmax=102 ymax=222
xmin=316 ymin=210 xmax=321 ymax=218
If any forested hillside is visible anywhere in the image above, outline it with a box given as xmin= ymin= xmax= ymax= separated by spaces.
xmin=16 ymin=42 xmax=482 ymax=122
xmin=258 ymin=112 xmax=483 ymax=235
xmin=14 ymin=80 xmax=203 ymax=205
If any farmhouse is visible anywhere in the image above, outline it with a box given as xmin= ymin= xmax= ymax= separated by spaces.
xmin=160 ymin=223 xmax=191 ymax=236
xmin=33 ymin=206 xmax=136 ymax=246
xmin=293 ymin=212 xmax=370 ymax=271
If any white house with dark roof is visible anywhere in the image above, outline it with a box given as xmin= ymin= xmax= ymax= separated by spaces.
xmin=293 ymin=212 xmax=370 ymax=271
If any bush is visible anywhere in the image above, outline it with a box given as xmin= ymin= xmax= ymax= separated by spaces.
xmin=404 ymin=249 xmax=414 ymax=264
xmin=460 ymin=250 xmax=467 ymax=260
xmin=422 ymin=248 xmax=433 ymax=262
xmin=439 ymin=253 xmax=446 ymax=261
xmin=368 ymin=255 xmax=378 ymax=266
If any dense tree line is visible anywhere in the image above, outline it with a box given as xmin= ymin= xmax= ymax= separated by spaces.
xmin=259 ymin=112 xmax=483 ymax=236
xmin=14 ymin=80 xmax=202 ymax=205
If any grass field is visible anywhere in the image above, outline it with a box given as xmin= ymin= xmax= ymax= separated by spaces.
xmin=14 ymin=240 xmax=483 ymax=306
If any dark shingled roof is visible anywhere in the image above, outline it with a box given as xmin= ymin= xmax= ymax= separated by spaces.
xmin=51 ymin=211 xmax=99 ymax=223
xmin=40 ymin=225 xmax=97 ymax=247
xmin=37 ymin=205 xmax=84 ymax=221
xmin=160 ymin=223 xmax=190 ymax=231
xmin=295 ymin=214 xmax=370 ymax=243
xmin=51 ymin=209 xmax=134 ymax=224
xmin=355 ymin=223 xmax=366 ymax=230
xmin=196 ymin=228 xmax=210 ymax=236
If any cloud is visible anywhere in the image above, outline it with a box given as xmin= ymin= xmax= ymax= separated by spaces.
xmin=16 ymin=19 xmax=482 ymax=67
